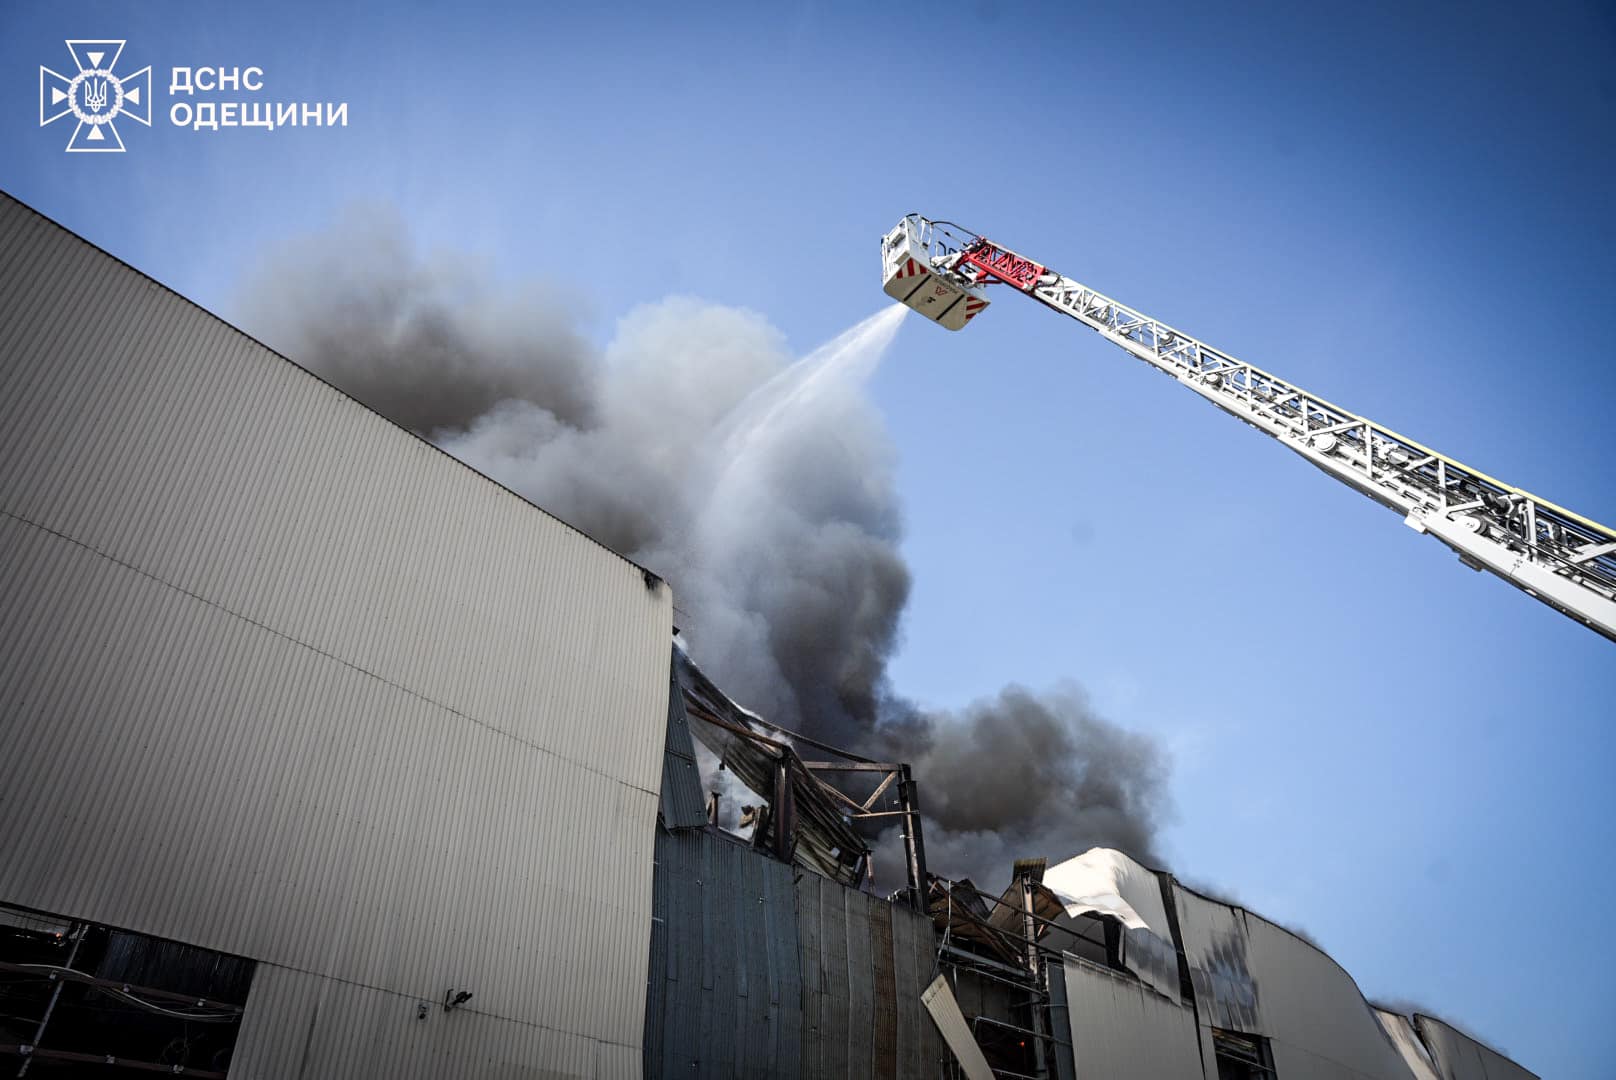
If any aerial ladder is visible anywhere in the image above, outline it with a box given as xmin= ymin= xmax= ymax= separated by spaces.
xmin=881 ymin=214 xmax=1616 ymax=643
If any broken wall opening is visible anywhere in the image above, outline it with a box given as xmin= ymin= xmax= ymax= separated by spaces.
xmin=0 ymin=903 xmax=254 ymax=1077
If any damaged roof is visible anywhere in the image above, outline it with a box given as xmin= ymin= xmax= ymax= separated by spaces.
xmin=674 ymin=649 xmax=872 ymax=888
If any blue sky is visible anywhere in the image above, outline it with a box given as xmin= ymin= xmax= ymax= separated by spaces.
xmin=5 ymin=1 xmax=1614 ymax=1073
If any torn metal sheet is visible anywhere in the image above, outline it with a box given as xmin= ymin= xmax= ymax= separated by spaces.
xmin=1373 ymin=1007 xmax=1443 ymax=1080
xmin=920 ymin=974 xmax=995 ymax=1080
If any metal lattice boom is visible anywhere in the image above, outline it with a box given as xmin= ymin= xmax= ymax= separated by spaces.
xmin=893 ymin=214 xmax=1616 ymax=643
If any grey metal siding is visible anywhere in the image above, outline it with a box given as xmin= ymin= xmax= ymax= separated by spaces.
xmin=659 ymin=667 xmax=709 ymax=828
xmin=797 ymin=871 xmax=940 ymax=1078
xmin=0 ymin=193 xmax=673 ymax=1077
xmin=889 ymin=897 xmax=942 ymax=1080
xmin=1061 ymin=956 xmax=1203 ymax=1079
xmin=642 ymin=826 xmax=939 ymax=1078
xmin=232 ymin=962 xmax=638 ymax=1079
xmin=1414 ymin=1016 xmax=1539 ymax=1080
xmin=1171 ymin=883 xmax=1417 ymax=1080
xmin=643 ymin=827 xmax=802 ymax=1078
xmin=1244 ymin=915 xmax=1414 ymax=1080
xmin=1373 ymin=1009 xmax=1443 ymax=1080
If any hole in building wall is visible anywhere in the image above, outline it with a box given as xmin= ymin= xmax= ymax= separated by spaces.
xmin=1213 ymin=1027 xmax=1278 ymax=1079
xmin=0 ymin=902 xmax=254 ymax=1077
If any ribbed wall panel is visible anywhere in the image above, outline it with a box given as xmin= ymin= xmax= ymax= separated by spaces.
xmin=0 ymin=193 xmax=673 ymax=1077
xmin=658 ymin=670 xmax=709 ymax=828
xmin=0 ymin=196 xmax=670 ymax=797
xmin=816 ymin=880 xmax=852 ymax=1077
xmin=795 ymin=872 xmax=939 ymax=1078
xmin=232 ymin=963 xmax=606 ymax=1079
xmin=642 ymin=828 xmax=939 ymax=1078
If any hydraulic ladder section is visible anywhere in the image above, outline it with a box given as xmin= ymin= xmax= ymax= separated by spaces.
xmin=888 ymin=214 xmax=1616 ymax=643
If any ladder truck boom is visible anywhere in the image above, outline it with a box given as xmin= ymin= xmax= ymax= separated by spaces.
xmin=881 ymin=213 xmax=1616 ymax=643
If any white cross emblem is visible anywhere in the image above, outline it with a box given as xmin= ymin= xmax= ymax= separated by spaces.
xmin=40 ymin=40 xmax=151 ymax=153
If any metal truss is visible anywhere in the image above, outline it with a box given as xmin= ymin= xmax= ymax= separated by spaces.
xmin=900 ymin=215 xmax=1616 ymax=643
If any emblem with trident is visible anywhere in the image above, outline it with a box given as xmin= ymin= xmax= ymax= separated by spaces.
xmin=39 ymin=40 xmax=152 ymax=152
xmin=82 ymin=77 xmax=109 ymax=114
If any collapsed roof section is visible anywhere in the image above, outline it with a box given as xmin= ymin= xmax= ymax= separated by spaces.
xmin=932 ymin=847 xmax=1541 ymax=1080
xmin=672 ymin=648 xmax=928 ymax=901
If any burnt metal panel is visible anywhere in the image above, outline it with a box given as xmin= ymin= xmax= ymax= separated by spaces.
xmin=1414 ymin=1015 xmax=1539 ymax=1080
xmin=1174 ymin=880 xmax=1433 ymax=1080
xmin=0 ymin=192 xmax=673 ymax=1078
xmin=1373 ymin=1008 xmax=1443 ymax=1080
xmin=1171 ymin=885 xmax=1263 ymax=1034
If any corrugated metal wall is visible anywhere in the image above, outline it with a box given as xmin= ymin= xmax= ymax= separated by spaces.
xmin=658 ymin=664 xmax=710 ymax=830
xmin=643 ymin=826 xmax=942 ymax=1078
xmin=643 ymin=827 xmax=802 ymax=1077
xmin=0 ymin=193 xmax=673 ymax=1077
xmin=797 ymin=870 xmax=942 ymax=1079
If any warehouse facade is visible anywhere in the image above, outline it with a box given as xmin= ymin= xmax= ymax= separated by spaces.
xmin=0 ymin=192 xmax=675 ymax=1076
xmin=0 ymin=191 xmax=1537 ymax=1079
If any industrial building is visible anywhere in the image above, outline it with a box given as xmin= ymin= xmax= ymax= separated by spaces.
xmin=0 ymin=191 xmax=1535 ymax=1078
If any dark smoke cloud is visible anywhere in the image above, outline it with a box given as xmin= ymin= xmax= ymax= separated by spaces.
xmin=240 ymin=206 xmax=596 ymax=433
xmin=886 ymin=686 xmax=1169 ymax=882
xmin=236 ymin=207 xmax=1172 ymax=888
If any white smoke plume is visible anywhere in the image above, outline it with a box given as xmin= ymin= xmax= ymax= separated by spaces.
xmin=235 ymin=206 xmax=1171 ymax=887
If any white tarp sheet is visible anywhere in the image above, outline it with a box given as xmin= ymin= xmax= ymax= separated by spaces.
xmin=1044 ymin=848 xmax=1181 ymax=1003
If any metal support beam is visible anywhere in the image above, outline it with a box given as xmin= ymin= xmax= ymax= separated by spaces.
xmin=899 ymin=766 xmax=929 ymax=913
xmin=1019 ymin=872 xmax=1050 ymax=1080
xmin=15 ymin=926 xmax=82 ymax=1079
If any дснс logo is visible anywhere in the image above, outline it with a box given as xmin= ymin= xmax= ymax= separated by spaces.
xmin=40 ymin=40 xmax=151 ymax=153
